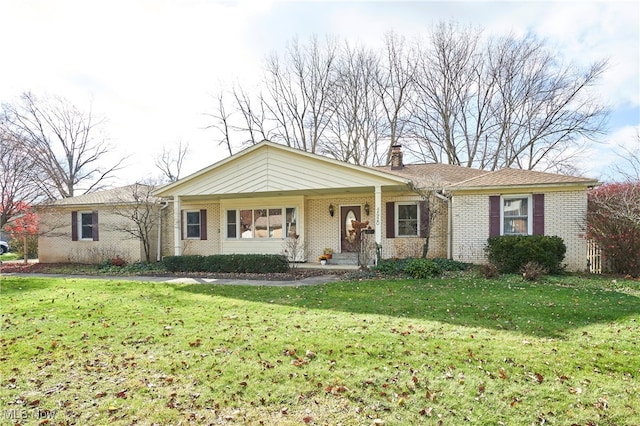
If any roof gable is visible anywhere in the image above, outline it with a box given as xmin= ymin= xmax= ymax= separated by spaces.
xmin=155 ymin=141 xmax=408 ymax=197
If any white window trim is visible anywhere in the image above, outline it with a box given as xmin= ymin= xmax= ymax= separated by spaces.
xmin=500 ymin=195 xmax=532 ymax=236
xmin=225 ymin=206 xmax=297 ymax=240
xmin=184 ymin=210 xmax=201 ymax=239
xmin=395 ymin=202 xmax=420 ymax=237
xmin=226 ymin=209 xmax=239 ymax=239
xmin=79 ymin=211 xmax=94 ymax=241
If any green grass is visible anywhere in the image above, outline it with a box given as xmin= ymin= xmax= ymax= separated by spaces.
xmin=0 ymin=253 xmax=21 ymax=261
xmin=1 ymin=274 xmax=638 ymax=425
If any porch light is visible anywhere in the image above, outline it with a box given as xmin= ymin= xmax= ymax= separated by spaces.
xmin=364 ymin=202 xmax=370 ymax=215
xmin=329 ymin=204 xmax=335 ymax=217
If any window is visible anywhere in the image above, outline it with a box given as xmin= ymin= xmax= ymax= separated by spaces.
xmin=227 ymin=207 xmax=296 ymax=239
xmin=227 ymin=210 xmax=238 ymax=238
xmin=285 ymin=207 xmax=297 ymax=237
xmin=397 ymin=203 xmax=419 ymax=237
xmin=72 ymin=211 xmax=98 ymax=241
xmin=185 ymin=211 xmax=201 ymax=239
xmin=80 ymin=212 xmax=94 ymax=239
xmin=490 ymin=194 xmax=543 ymax=237
xmin=502 ymin=196 xmax=531 ymax=235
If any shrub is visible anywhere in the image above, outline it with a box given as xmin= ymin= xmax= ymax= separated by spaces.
xmin=374 ymin=257 xmax=469 ymax=278
xmin=110 ymin=256 xmax=127 ymax=267
xmin=8 ymin=235 xmax=38 ymax=258
xmin=485 ymin=235 xmax=566 ymax=274
xmin=479 ymin=263 xmax=500 ymax=278
xmin=162 ymin=254 xmax=289 ymax=274
xmin=587 ymin=182 xmax=640 ymax=276
xmin=162 ymin=255 xmax=205 ymax=272
xmin=404 ymin=258 xmax=442 ymax=279
xmin=521 ymin=261 xmax=548 ymax=281
xmin=374 ymin=258 xmax=410 ymax=277
xmin=431 ymin=258 xmax=470 ymax=272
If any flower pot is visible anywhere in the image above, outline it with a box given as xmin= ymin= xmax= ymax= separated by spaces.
xmin=320 ymin=260 xmax=327 ymax=266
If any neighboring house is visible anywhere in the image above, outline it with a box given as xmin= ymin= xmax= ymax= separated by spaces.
xmin=38 ymin=141 xmax=598 ymax=271
xmin=38 ymin=184 xmax=161 ymax=264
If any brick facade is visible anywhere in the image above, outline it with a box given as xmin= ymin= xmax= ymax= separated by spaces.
xmin=38 ymin=208 xmax=149 ymax=263
xmin=451 ymin=190 xmax=588 ymax=271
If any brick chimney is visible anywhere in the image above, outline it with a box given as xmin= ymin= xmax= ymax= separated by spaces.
xmin=390 ymin=144 xmax=403 ymax=170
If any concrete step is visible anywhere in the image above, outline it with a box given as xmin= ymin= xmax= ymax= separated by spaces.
xmin=327 ymin=253 xmax=358 ymax=265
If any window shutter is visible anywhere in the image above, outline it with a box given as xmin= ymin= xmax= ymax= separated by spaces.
xmin=92 ymin=211 xmax=99 ymax=241
xmin=200 ymin=209 xmax=207 ymax=240
xmin=71 ymin=211 xmax=78 ymax=241
xmin=180 ymin=210 xmax=184 ymax=241
xmin=489 ymin=196 xmax=501 ymax=237
xmin=533 ymin=194 xmax=544 ymax=235
xmin=419 ymin=201 xmax=429 ymax=238
xmin=385 ymin=202 xmax=395 ymax=238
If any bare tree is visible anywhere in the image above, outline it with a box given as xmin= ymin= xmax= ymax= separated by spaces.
xmin=155 ymin=139 xmax=190 ymax=183
xmin=613 ymin=131 xmax=640 ymax=182
xmin=0 ymin=124 xmax=41 ymax=228
xmin=410 ymin=22 xmax=485 ymax=166
xmin=407 ymin=180 xmax=443 ymax=258
xmin=262 ymin=35 xmax=338 ymax=152
xmin=207 ymin=23 xmax=608 ymax=173
xmin=2 ymin=91 xmax=125 ymax=199
xmin=324 ymin=42 xmax=383 ymax=165
xmin=205 ymin=90 xmax=234 ymax=156
xmin=375 ymin=31 xmax=418 ymax=165
xmin=109 ymin=183 xmax=161 ymax=263
xmin=484 ymin=35 xmax=608 ymax=171
xmin=409 ymin=24 xmax=608 ymax=172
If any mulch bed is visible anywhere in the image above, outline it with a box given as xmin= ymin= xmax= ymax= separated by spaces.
xmin=0 ymin=262 xmax=356 ymax=281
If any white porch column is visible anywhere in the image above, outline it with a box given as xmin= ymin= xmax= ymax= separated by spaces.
xmin=374 ymin=185 xmax=382 ymax=245
xmin=173 ymin=195 xmax=182 ymax=255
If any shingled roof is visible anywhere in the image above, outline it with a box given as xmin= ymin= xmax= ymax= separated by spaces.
xmin=373 ymin=163 xmax=487 ymax=187
xmin=448 ymin=167 xmax=599 ymax=189
xmin=376 ymin=163 xmax=598 ymax=189
xmin=48 ymin=184 xmax=160 ymax=206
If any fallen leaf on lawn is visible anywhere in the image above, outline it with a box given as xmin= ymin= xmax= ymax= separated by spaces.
xmin=419 ymin=407 xmax=433 ymax=416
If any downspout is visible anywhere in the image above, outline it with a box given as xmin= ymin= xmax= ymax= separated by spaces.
xmin=156 ymin=200 xmax=170 ymax=262
xmin=434 ymin=191 xmax=452 ymax=259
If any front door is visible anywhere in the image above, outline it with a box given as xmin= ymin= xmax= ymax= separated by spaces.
xmin=340 ymin=206 xmax=361 ymax=252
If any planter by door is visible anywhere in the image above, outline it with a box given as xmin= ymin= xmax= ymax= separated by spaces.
xmin=340 ymin=205 xmax=361 ymax=252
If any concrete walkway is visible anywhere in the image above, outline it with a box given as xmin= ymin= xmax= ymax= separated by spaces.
xmin=1 ymin=272 xmax=343 ymax=286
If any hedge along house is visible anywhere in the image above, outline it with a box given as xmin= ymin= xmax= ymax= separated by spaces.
xmin=150 ymin=140 xmax=598 ymax=271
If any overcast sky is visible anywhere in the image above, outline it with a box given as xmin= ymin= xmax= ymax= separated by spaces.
xmin=1 ymin=0 xmax=638 ymax=184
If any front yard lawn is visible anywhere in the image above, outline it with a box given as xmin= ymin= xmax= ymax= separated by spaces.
xmin=1 ymin=274 xmax=638 ymax=425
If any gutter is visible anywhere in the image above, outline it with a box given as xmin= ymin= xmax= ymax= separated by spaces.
xmin=157 ymin=200 xmax=170 ymax=262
